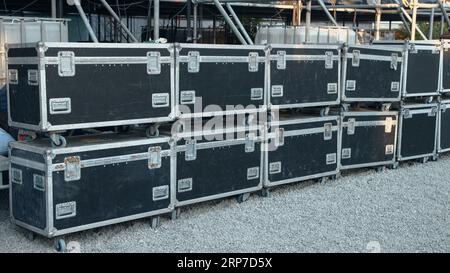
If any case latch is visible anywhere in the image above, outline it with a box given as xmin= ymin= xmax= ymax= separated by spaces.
xmin=276 ymin=51 xmax=286 ymax=70
xmin=188 ymin=51 xmax=200 ymax=73
xmin=148 ymin=146 xmax=162 ymax=169
xmin=274 ymin=127 xmax=284 ymax=147
xmin=351 ymin=50 xmax=360 ymax=67
xmin=323 ymin=123 xmax=333 ymax=140
xmin=325 ymin=51 xmax=333 ymax=69
xmin=64 ymin=156 xmax=81 ymax=182
xmin=390 ymin=53 xmax=398 ymax=70
xmin=385 ymin=117 xmax=393 ymax=133
xmin=185 ymin=139 xmax=197 ymax=161
xmin=248 ymin=52 xmax=259 ymax=72
xmin=409 ymin=44 xmax=418 ymax=54
xmin=58 ymin=51 xmax=75 ymax=77
xmin=442 ymin=104 xmax=447 ymax=113
xmin=245 ymin=133 xmax=255 ymax=153
xmin=347 ymin=118 xmax=355 ymax=135
xmin=27 ymin=69 xmax=39 ymax=85
xmin=147 ymin=51 xmax=161 ymax=75
xmin=8 ymin=69 xmax=18 ymax=85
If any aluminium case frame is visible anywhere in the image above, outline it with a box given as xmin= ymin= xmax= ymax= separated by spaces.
xmin=264 ymin=115 xmax=340 ymax=187
xmin=397 ymin=103 xmax=439 ymax=161
xmin=267 ymin=43 xmax=342 ymax=109
xmin=175 ymin=43 xmax=268 ymax=119
xmin=341 ymin=44 xmax=404 ymax=102
xmin=9 ymin=135 xmax=175 ymax=238
xmin=6 ymin=42 xmax=177 ymax=132
xmin=172 ymin=125 xmax=264 ymax=207
xmin=339 ymin=110 xmax=398 ymax=170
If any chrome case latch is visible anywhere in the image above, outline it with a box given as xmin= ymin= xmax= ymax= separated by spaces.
xmin=276 ymin=51 xmax=286 ymax=70
xmin=248 ymin=52 xmax=259 ymax=72
xmin=351 ymin=50 xmax=360 ymax=67
xmin=148 ymin=146 xmax=162 ymax=169
xmin=58 ymin=51 xmax=75 ymax=77
xmin=323 ymin=123 xmax=333 ymax=140
xmin=185 ymin=139 xmax=197 ymax=161
xmin=390 ymin=53 xmax=398 ymax=70
xmin=64 ymin=156 xmax=81 ymax=181
xmin=188 ymin=51 xmax=200 ymax=73
xmin=274 ymin=127 xmax=284 ymax=147
xmin=325 ymin=51 xmax=333 ymax=69
xmin=347 ymin=118 xmax=355 ymax=135
xmin=245 ymin=133 xmax=255 ymax=153
xmin=147 ymin=51 xmax=161 ymax=74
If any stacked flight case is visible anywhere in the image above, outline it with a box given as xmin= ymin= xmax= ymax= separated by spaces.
xmin=439 ymin=41 xmax=450 ymax=155
xmin=375 ymin=41 xmax=442 ymax=163
xmin=339 ymin=43 xmax=403 ymax=170
xmin=264 ymin=44 xmax=341 ymax=190
xmin=173 ymin=43 xmax=267 ymax=208
xmin=6 ymin=42 xmax=178 ymax=244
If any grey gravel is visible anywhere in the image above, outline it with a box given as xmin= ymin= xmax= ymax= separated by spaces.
xmin=0 ymin=155 xmax=449 ymax=253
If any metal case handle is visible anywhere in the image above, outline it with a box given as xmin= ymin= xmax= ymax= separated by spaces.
xmin=325 ymin=51 xmax=334 ymax=69
xmin=185 ymin=139 xmax=197 ymax=161
xmin=147 ymin=51 xmax=161 ymax=75
xmin=248 ymin=52 xmax=259 ymax=72
xmin=188 ymin=51 xmax=200 ymax=73
xmin=351 ymin=50 xmax=360 ymax=67
xmin=64 ymin=156 xmax=81 ymax=182
xmin=276 ymin=51 xmax=286 ymax=70
xmin=148 ymin=146 xmax=162 ymax=169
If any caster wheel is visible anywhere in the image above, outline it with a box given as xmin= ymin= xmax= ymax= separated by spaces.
xmin=236 ymin=193 xmax=250 ymax=203
xmin=51 ymin=135 xmax=67 ymax=148
xmin=331 ymin=173 xmax=341 ymax=181
xmin=54 ymin=238 xmax=66 ymax=253
xmin=259 ymin=188 xmax=270 ymax=198
xmin=421 ymin=157 xmax=429 ymax=164
xmin=388 ymin=163 xmax=399 ymax=170
xmin=375 ymin=166 xmax=386 ymax=173
xmin=315 ymin=177 xmax=326 ymax=183
xmin=320 ymin=107 xmax=330 ymax=117
xmin=171 ymin=208 xmax=181 ymax=221
xmin=431 ymin=155 xmax=438 ymax=161
xmin=150 ymin=217 xmax=161 ymax=229
xmin=146 ymin=125 xmax=160 ymax=138
xmin=26 ymin=231 xmax=36 ymax=241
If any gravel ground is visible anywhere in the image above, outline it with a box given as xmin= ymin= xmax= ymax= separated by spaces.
xmin=0 ymin=155 xmax=449 ymax=253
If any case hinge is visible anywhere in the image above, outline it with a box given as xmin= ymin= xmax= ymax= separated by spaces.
xmin=276 ymin=51 xmax=286 ymax=70
xmin=347 ymin=118 xmax=355 ymax=135
xmin=323 ymin=123 xmax=333 ymax=140
xmin=64 ymin=156 xmax=81 ymax=182
xmin=351 ymin=50 xmax=360 ymax=67
xmin=325 ymin=51 xmax=334 ymax=69
xmin=274 ymin=127 xmax=284 ymax=147
xmin=248 ymin=52 xmax=259 ymax=72
xmin=188 ymin=51 xmax=200 ymax=73
xmin=58 ymin=51 xmax=75 ymax=77
xmin=148 ymin=146 xmax=162 ymax=169
xmin=390 ymin=53 xmax=398 ymax=70
xmin=185 ymin=139 xmax=197 ymax=161
xmin=147 ymin=51 xmax=161 ymax=75
xmin=245 ymin=133 xmax=255 ymax=153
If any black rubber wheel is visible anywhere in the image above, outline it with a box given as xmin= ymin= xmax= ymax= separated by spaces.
xmin=375 ymin=166 xmax=386 ymax=173
xmin=170 ymin=208 xmax=181 ymax=221
xmin=259 ymin=188 xmax=270 ymax=198
xmin=236 ymin=193 xmax=250 ymax=203
xmin=146 ymin=126 xmax=160 ymax=138
xmin=150 ymin=217 xmax=161 ymax=229
xmin=51 ymin=135 xmax=67 ymax=148
xmin=54 ymin=238 xmax=66 ymax=253
xmin=26 ymin=231 xmax=36 ymax=241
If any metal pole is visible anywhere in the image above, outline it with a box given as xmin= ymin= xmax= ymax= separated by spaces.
xmin=305 ymin=0 xmax=311 ymax=42
xmin=441 ymin=11 xmax=445 ymax=35
xmin=411 ymin=0 xmax=418 ymax=40
xmin=212 ymin=0 xmax=247 ymax=45
xmin=154 ymin=0 xmax=160 ymax=40
xmin=437 ymin=0 xmax=450 ymax=26
xmin=317 ymin=0 xmax=339 ymax=26
xmin=375 ymin=0 xmax=381 ymax=40
xmin=187 ymin=0 xmax=192 ymax=42
xmin=226 ymin=3 xmax=253 ymax=45
xmin=395 ymin=0 xmax=427 ymax=40
xmin=429 ymin=7 xmax=435 ymax=39
xmin=99 ymin=0 xmax=138 ymax=42
xmin=193 ymin=3 xmax=198 ymax=43
xmin=399 ymin=12 xmax=411 ymax=35
xmin=73 ymin=0 xmax=99 ymax=43
xmin=51 ymin=0 xmax=57 ymax=18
